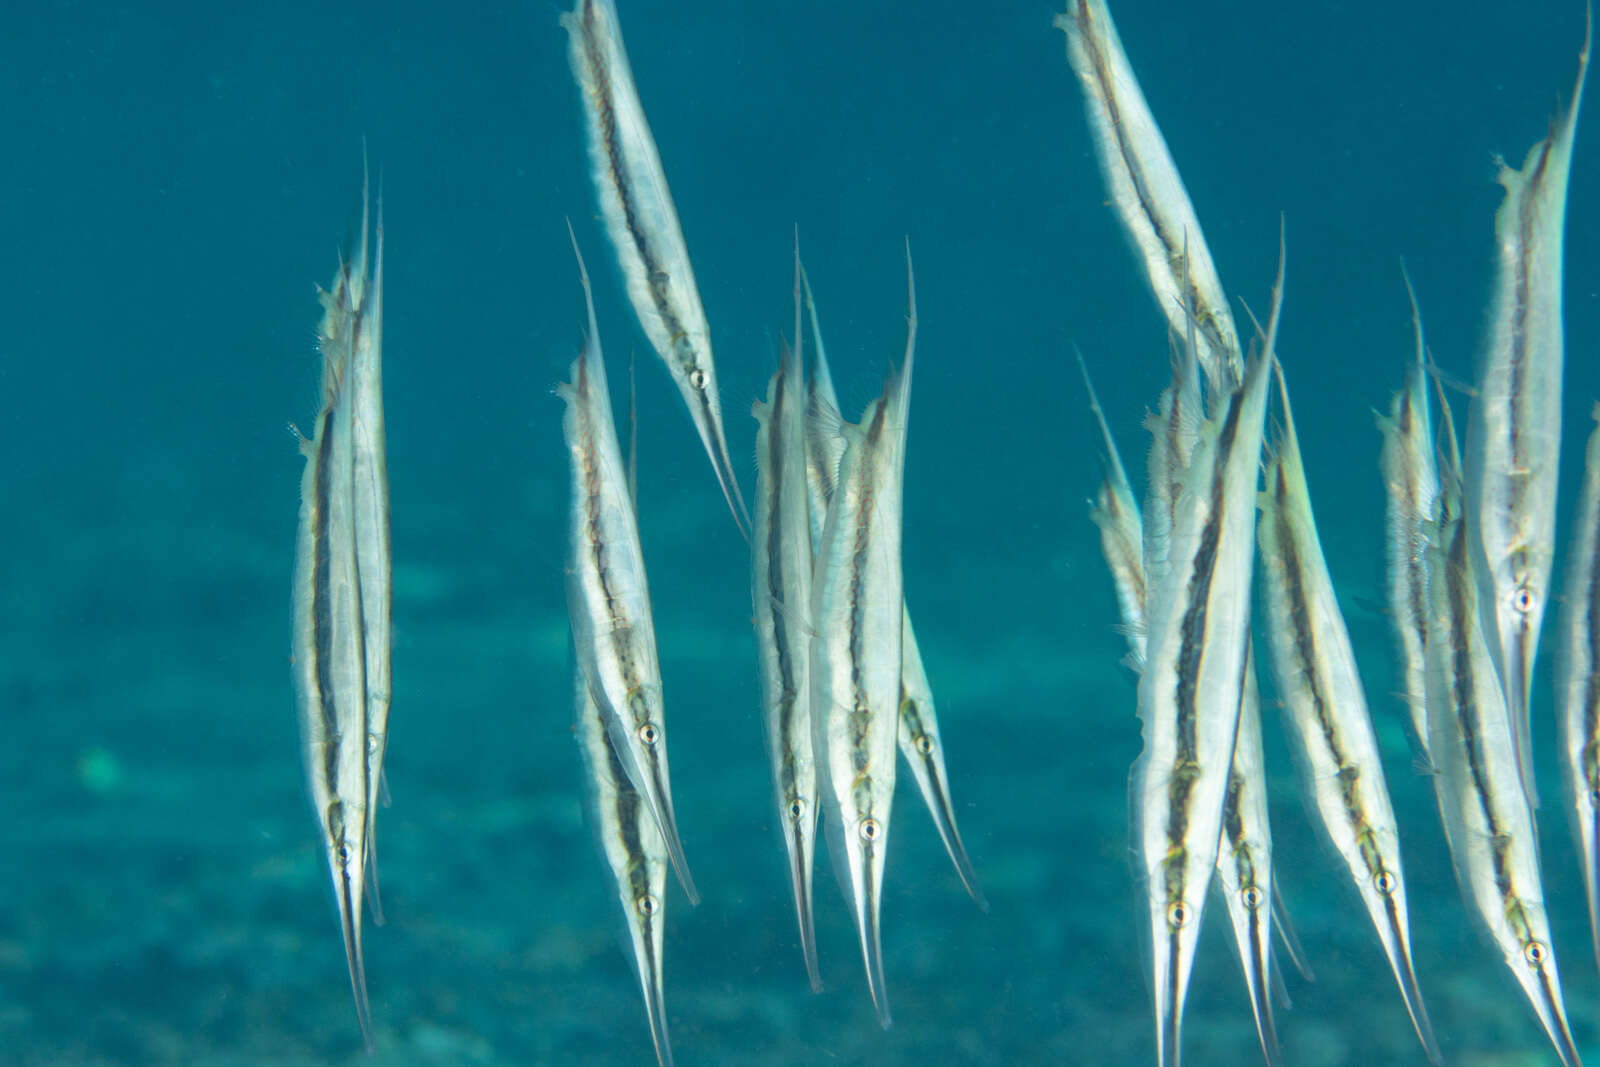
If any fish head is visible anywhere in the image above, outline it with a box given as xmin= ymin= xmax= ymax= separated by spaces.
xmin=842 ymin=778 xmax=893 ymax=892
xmin=1351 ymin=851 xmax=1440 ymax=1060
xmin=669 ymin=340 xmax=749 ymax=534
xmin=776 ymin=775 xmax=822 ymax=990
xmin=1148 ymin=860 xmax=1207 ymax=1067
xmin=1503 ymin=925 xmax=1580 ymax=1066
xmin=841 ymin=783 xmax=894 ymax=1029
xmin=614 ymin=822 xmax=673 ymax=1067
xmin=612 ymin=683 xmax=698 ymax=905
xmin=1215 ymin=864 xmax=1278 ymax=1063
xmin=1350 ymin=839 xmax=1412 ymax=961
xmin=1497 ymin=546 xmax=1546 ymax=714
xmin=613 ymin=685 xmax=674 ymax=814
xmin=319 ymin=796 xmax=373 ymax=1045
xmin=780 ymin=785 xmax=818 ymax=884
xmin=322 ymin=798 xmax=366 ymax=914
xmin=617 ymin=858 xmax=667 ymax=987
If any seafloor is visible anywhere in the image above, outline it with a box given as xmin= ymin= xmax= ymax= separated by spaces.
xmin=4 ymin=1 xmax=1600 ymax=1065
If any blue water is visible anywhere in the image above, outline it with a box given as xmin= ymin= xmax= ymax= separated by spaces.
xmin=3 ymin=1 xmax=1598 ymax=1063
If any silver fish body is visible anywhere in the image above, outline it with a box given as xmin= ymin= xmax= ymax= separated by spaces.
xmin=798 ymin=262 xmax=847 ymax=556
xmin=1076 ymin=347 xmax=1145 ymax=657
xmin=1429 ymin=399 xmax=1582 ymax=1067
xmin=1133 ymin=264 xmax=1275 ymax=1067
xmin=1257 ymin=363 xmax=1438 ymax=1064
xmin=751 ymin=306 xmax=821 ymax=989
xmin=1559 ymin=406 xmax=1600 ymax=972
xmin=1464 ymin=28 xmax=1590 ymax=801
xmin=562 ymin=0 xmax=749 ymax=534
xmin=1214 ymin=655 xmax=1281 ymax=1067
xmin=800 ymin=261 xmax=982 ymax=910
xmin=575 ymin=670 xmax=674 ymax=1067
xmin=810 ymin=253 xmax=916 ymax=1029
xmin=1377 ymin=275 xmax=1439 ymax=766
xmin=292 ymin=213 xmax=383 ymax=1049
xmin=561 ymin=237 xmax=697 ymax=905
xmin=1055 ymin=0 xmax=1242 ymax=397
xmin=1079 ymin=349 xmax=1285 ymax=1062
xmin=342 ymin=191 xmax=392 ymax=915
xmin=1140 ymin=324 xmax=1204 ymax=600
xmin=896 ymin=610 xmax=987 ymax=910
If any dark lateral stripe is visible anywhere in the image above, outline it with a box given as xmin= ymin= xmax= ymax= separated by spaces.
xmin=1506 ymin=205 xmax=1531 ymax=476
xmin=846 ymin=405 xmax=889 ymax=773
xmin=311 ymin=413 xmax=341 ymax=791
xmin=1381 ymin=894 xmax=1407 ymax=957
xmin=604 ymin=726 xmax=648 ymax=875
xmin=348 ymin=501 xmax=372 ymax=796
xmin=580 ymin=5 xmax=691 ymax=353
xmin=574 ymin=364 xmax=641 ymax=698
xmin=1405 ymin=531 xmax=1430 ymax=649
xmin=905 ymin=698 xmax=956 ymax=821
xmin=1500 ymin=140 xmax=1556 ymax=501
xmin=1536 ymin=965 xmax=1579 ymax=1057
xmin=1245 ymin=904 xmax=1274 ymax=1042
xmin=1222 ymin=769 xmax=1247 ymax=845
xmin=1272 ymin=467 xmax=1370 ymax=851
xmin=1165 ymin=385 xmax=1247 ymax=848
xmin=763 ymin=382 xmax=800 ymax=703
xmin=1396 ymin=404 xmax=1431 ymax=641
xmin=1444 ymin=517 xmax=1516 ymax=902
xmin=761 ymin=383 xmax=805 ymax=776
xmin=1582 ymin=513 xmax=1600 ymax=783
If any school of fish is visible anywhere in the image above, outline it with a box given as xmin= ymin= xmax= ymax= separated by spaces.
xmin=1065 ymin=0 xmax=1591 ymax=1063
xmin=282 ymin=0 xmax=1600 ymax=1062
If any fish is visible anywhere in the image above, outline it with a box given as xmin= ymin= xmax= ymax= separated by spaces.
xmin=1076 ymin=345 xmax=1145 ymax=656
xmin=342 ymin=181 xmax=393 ymax=927
xmin=1132 ymin=240 xmax=1279 ymax=1067
xmin=1214 ymin=653 xmax=1283 ymax=1067
xmin=562 ymin=0 xmax=750 ymax=536
xmin=1141 ymin=280 xmax=1205 ymax=599
xmin=809 ymin=245 xmax=916 ymax=1029
xmin=799 ymin=261 xmax=984 ymax=909
xmin=1427 ymin=385 xmax=1583 ymax=1067
xmin=798 ymin=262 xmax=845 ymax=554
xmin=574 ymin=668 xmax=674 ymax=1067
xmin=1256 ymin=360 xmax=1439 ymax=1064
xmin=896 ymin=612 xmax=988 ymax=911
xmin=1376 ymin=269 xmax=1440 ymax=766
xmin=1558 ymin=406 xmax=1600 ymax=973
xmin=750 ymin=239 xmax=821 ymax=991
xmin=1078 ymin=348 xmax=1284 ymax=1064
xmin=291 ymin=206 xmax=383 ymax=1050
xmin=1055 ymin=0 xmax=1242 ymax=398
xmin=1463 ymin=17 xmax=1590 ymax=802
xmin=560 ymin=228 xmax=698 ymax=906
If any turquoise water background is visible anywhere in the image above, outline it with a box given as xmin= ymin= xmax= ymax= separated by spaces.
xmin=3 ymin=1 xmax=1600 ymax=1063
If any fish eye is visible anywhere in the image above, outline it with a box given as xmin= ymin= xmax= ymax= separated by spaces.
xmin=1524 ymin=940 xmax=1547 ymax=965
xmin=1240 ymin=886 xmax=1263 ymax=910
xmin=336 ymin=844 xmax=352 ymax=866
xmin=688 ymin=367 xmax=708 ymax=390
xmin=914 ymin=734 xmax=934 ymax=756
xmin=788 ymin=798 xmax=807 ymax=820
xmin=1512 ymin=586 xmax=1535 ymax=614
xmin=635 ymin=894 xmax=659 ymax=918
xmin=1374 ymin=870 xmax=1397 ymax=895
xmin=1167 ymin=901 xmax=1190 ymax=929
xmin=858 ymin=817 xmax=881 ymax=843
xmin=637 ymin=722 xmax=659 ymax=746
